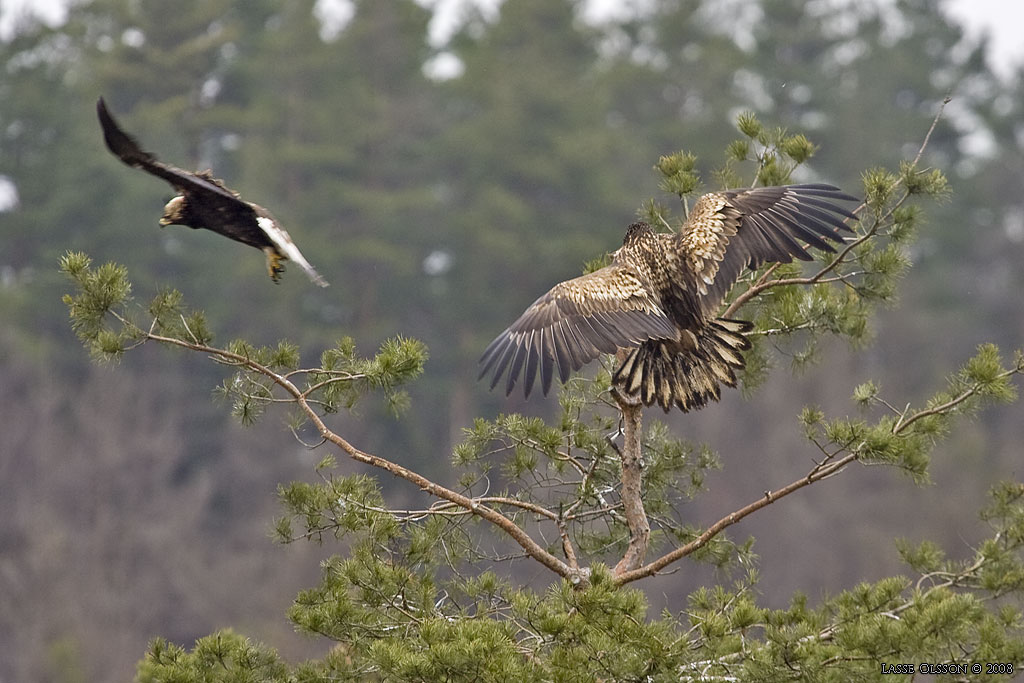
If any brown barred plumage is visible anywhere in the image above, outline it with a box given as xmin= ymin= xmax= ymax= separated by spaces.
xmin=479 ymin=184 xmax=859 ymax=412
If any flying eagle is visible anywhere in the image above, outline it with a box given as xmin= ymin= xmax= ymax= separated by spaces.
xmin=96 ymin=97 xmax=328 ymax=287
xmin=479 ymin=184 xmax=858 ymax=412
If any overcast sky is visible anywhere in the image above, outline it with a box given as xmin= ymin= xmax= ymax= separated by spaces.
xmin=1 ymin=0 xmax=1022 ymax=75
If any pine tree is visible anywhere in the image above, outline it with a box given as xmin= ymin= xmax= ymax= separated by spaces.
xmin=7 ymin=0 xmax=1024 ymax=678
xmin=63 ymin=106 xmax=1024 ymax=681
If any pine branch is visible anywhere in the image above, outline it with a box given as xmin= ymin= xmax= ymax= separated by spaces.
xmin=138 ymin=328 xmax=584 ymax=583
xmin=613 ymin=451 xmax=858 ymax=585
xmin=613 ymin=345 xmax=1024 ymax=586
xmin=611 ymin=351 xmax=650 ymax=576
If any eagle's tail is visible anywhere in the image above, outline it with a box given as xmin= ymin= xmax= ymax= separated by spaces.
xmin=613 ymin=318 xmax=753 ymax=412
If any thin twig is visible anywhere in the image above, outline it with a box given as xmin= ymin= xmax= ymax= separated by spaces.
xmin=912 ymin=94 xmax=951 ymax=168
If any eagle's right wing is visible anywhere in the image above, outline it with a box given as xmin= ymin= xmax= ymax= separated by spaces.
xmin=479 ymin=264 xmax=678 ymax=398
xmin=96 ymin=97 xmax=242 ymax=206
xmin=679 ymin=184 xmax=858 ymax=316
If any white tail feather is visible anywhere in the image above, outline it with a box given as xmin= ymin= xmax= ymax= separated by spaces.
xmin=256 ymin=216 xmax=329 ymax=287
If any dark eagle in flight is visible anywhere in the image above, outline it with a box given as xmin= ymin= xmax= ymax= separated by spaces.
xmin=96 ymin=97 xmax=328 ymax=287
xmin=479 ymin=184 xmax=858 ymax=412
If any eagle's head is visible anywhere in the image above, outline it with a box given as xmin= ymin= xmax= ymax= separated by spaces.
xmin=159 ymin=195 xmax=186 ymax=227
xmin=621 ymin=221 xmax=654 ymax=248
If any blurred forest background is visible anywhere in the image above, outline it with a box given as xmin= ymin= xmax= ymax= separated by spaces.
xmin=2 ymin=0 xmax=1023 ymax=679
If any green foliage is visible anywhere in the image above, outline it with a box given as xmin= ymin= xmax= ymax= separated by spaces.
xmin=804 ymin=344 xmax=1023 ymax=483
xmin=714 ymin=111 xmax=821 ymax=188
xmin=297 ymin=335 xmax=428 ymax=418
xmin=136 ymin=631 xmax=288 ymax=683
xmin=148 ymin=288 xmax=214 ymax=346
xmin=451 ymin=377 xmax=733 ymax=565
xmin=655 ymin=150 xmax=700 ymax=198
xmin=141 ymin=481 xmax=1024 ymax=681
xmin=62 ymin=253 xmax=428 ymax=426
xmin=581 ymin=251 xmax=613 ymax=275
xmin=249 ymin=336 xmax=1023 ymax=681
xmin=901 ymin=160 xmax=951 ymax=200
xmin=60 ymin=252 xmax=135 ymax=361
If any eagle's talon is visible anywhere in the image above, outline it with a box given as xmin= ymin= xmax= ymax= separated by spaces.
xmin=265 ymin=250 xmax=285 ymax=283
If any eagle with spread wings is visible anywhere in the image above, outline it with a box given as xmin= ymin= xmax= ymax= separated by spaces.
xmin=96 ymin=97 xmax=328 ymax=287
xmin=479 ymin=184 xmax=859 ymax=412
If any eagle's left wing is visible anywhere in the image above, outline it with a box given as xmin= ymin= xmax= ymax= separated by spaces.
xmin=479 ymin=263 xmax=678 ymax=398
xmin=96 ymin=97 xmax=244 ymax=208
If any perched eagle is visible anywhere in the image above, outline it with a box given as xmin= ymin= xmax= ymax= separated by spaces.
xmin=479 ymin=184 xmax=858 ymax=412
xmin=96 ymin=97 xmax=328 ymax=287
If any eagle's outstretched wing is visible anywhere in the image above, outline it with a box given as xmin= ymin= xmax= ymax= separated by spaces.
xmin=680 ymin=183 xmax=858 ymax=315
xmin=96 ymin=97 xmax=245 ymax=208
xmin=479 ymin=264 xmax=678 ymax=398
